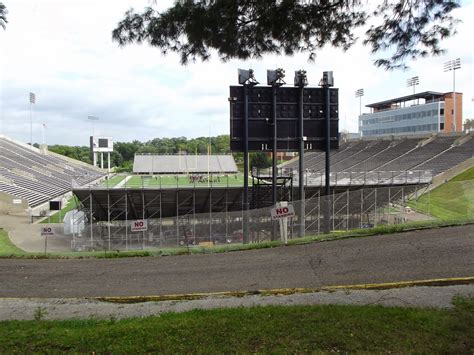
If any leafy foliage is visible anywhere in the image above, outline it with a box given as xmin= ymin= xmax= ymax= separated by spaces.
xmin=464 ymin=118 xmax=474 ymax=132
xmin=250 ymin=152 xmax=272 ymax=170
xmin=49 ymin=145 xmax=92 ymax=164
xmin=0 ymin=2 xmax=7 ymax=30
xmin=112 ymin=0 xmax=460 ymax=70
xmin=50 ymin=135 xmax=231 ymax=172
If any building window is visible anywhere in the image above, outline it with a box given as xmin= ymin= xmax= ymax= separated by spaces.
xmin=440 ymin=123 xmax=444 ymax=130
xmin=440 ymin=108 xmax=444 ymax=115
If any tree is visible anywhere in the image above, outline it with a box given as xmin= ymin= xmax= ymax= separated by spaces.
xmin=250 ymin=152 xmax=272 ymax=170
xmin=464 ymin=119 xmax=474 ymax=132
xmin=0 ymin=2 xmax=7 ymax=30
xmin=112 ymin=0 xmax=460 ymax=70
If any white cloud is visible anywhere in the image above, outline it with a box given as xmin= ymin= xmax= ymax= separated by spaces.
xmin=0 ymin=0 xmax=472 ymax=145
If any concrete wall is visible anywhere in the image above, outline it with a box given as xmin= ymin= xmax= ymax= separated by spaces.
xmin=0 ymin=192 xmax=28 ymax=215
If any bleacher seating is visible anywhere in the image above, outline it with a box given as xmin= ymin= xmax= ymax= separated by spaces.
xmin=0 ymin=136 xmax=105 ymax=207
xmin=284 ymin=134 xmax=473 ymax=177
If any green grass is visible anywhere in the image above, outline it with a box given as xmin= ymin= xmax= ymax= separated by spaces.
xmin=39 ymin=198 xmax=79 ymax=224
xmin=0 ymin=229 xmax=25 ymax=256
xmin=409 ymin=168 xmax=474 ymax=220
xmin=100 ymin=175 xmax=125 ymax=187
xmin=1 ymin=299 xmax=472 ymax=353
xmin=450 ymin=166 xmax=474 ymax=182
xmin=120 ymin=174 xmax=251 ymax=188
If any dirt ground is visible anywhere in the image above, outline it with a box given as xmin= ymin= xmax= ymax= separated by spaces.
xmin=1 ymin=224 xmax=473 ymax=298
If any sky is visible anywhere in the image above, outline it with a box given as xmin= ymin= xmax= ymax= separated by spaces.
xmin=0 ymin=0 xmax=473 ymax=146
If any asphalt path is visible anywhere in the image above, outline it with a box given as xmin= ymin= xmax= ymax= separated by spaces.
xmin=1 ymin=225 xmax=473 ymax=298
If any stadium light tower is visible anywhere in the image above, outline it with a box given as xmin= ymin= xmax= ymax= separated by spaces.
xmin=355 ymin=88 xmax=364 ymax=116
xmin=87 ymin=116 xmax=99 ymax=136
xmin=29 ymin=92 xmax=36 ymax=145
xmin=444 ymin=58 xmax=461 ymax=132
xmin=295 ymin=69 xmax=308 ymax=238
xmin=406 ymin=76 xmax=419 ymax=95
xmin=238 ymin=68 xmax=259 ymax=244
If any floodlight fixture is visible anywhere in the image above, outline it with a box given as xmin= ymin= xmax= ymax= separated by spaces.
xmin=406 ymin=76 xmax=419 ymax=94
xmin=406 ymin=76 xmax=419 ymax=87
xmin=29 ymin=92 xmax=36 ymax=145
xmin=319 ymin=71 xmax=334 ymax=87
xmin=444 ymin=58 xmax=461 ymax=72
xmin=294 ymin=70 xmax=308 ymax=88
xmin=267 ymin=68 xmax=286 ymax=86
xmin=238 ymin=68 xmax=259 ymax=86
xmin=355 ymin=88 xmax=364 ymax=116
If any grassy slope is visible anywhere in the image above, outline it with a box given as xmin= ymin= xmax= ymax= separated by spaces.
xmin=1 ymin=300 xmax=473 ymax=353
xmin=410 ymin=167 xmax=474 ymax=220
xmin=0 ymin=229 xmax=25 ymax=255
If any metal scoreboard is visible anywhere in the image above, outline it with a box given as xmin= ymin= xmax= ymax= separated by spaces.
xmin=229 ymin=86 xmax=339 ymax=152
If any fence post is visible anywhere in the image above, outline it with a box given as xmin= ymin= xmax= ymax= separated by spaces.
xmin=317 ymin=190 xmax=321 ymax=235
xmin=107 ymin=191 xmax=111 ymax=251
xmin=159 ymin=190 xmax=163 ymax=247
xmin=209 ymin=189 xmax=212 ymax=243
xmin=89 ymin=192 xmax=93 ymax=249
xmin=125 ymin=191 xmax=128 ymax=251
xmin=374 ymin=187 xmax=378 ymax=227
xmin=176 ymin=191 xmax=179 ymax=247
xmin=346 ymin=188 xmax=349 ymax=230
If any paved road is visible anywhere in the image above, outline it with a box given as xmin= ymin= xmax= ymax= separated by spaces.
xmin=1 ymin=225 xmax=473 ymax=298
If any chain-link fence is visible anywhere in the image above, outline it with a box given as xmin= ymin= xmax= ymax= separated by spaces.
xmin=60 ymin=184 xmax=454 ymax=251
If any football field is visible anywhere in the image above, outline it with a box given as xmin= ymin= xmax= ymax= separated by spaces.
xmin=101 ymin=174 xmax=252 ymax=188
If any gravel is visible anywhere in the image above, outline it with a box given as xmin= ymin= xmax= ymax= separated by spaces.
xmin=1 ymin=285 xmax=473 ymax=321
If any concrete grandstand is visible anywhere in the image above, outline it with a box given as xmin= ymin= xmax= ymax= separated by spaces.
xmin=0 ymin=135 xmax=105 ymax=215
xmin=133 ymin=154 xmax=238 ymax=174
xmin=283 ymin=133 xmax=474 ymax=177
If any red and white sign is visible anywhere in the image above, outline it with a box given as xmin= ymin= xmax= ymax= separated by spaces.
xmin=131 ymin=219 xmax=148 ymax=232
xmin=40 ymin=226 xmax=55 ymax=236
xmin=270 ymin=204 xmax=295 ymax=220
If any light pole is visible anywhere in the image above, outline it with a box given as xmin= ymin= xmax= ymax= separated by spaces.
xmin=237 ymin=68 xmax=259 ymax=244
xmin=88 ymin=116 xmax=99 ymax=167
xmin=444 ymin=58 xmax=461 ymax=132
xmin=295 ymin=69 xmax=308 ymax=238
xmin=268 ymin=68 xmax=286 ymax=241
xmin=41 ymin=123 xmax=46 ymax=145
xmin=406 ymin=76 xmax=419 ymax=95
xmin=355 ymin=88 xmax=364 ymax=116
xmin=29 ymin=92 xmax=36 ymax=145
xmin=87 ymin=115 xmax=99 ymax=137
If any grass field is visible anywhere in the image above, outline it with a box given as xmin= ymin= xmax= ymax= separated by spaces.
xmin=409 ymin=167 xmax=474 ymax=220
xmin=1 ymin=299 xmax=472 ymax=353
xmin=101 ymin=173 xmax=252 ymax=188
xmin=0 ymin=229 xmax=24 ymax=256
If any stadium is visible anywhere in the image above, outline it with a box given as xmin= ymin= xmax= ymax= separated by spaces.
xmin=1 ymin=125 xmax=473 ymax=251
